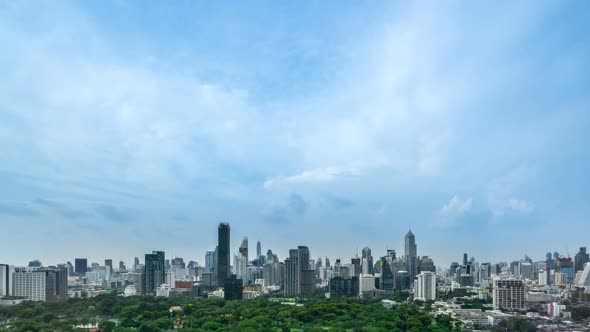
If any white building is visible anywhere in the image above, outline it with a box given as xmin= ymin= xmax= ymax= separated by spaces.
xmin=575 ymin=262 xmax=590 ymax=286
xmin=414 ymin=271 xmax=436 ymax=301
xmin=359 ymin=274 xmax=376 ymax=296
xmin=547 ymin=302 xmax=566 ymax=318
xmin=492 ymin=277 xmax=525 ymax=311
xmin=12 ymin=268 xmax=46 ymax=302
xmin=123 ymin=285 xmax=137 ymax=297
xmin=555 ymin=272 xmax=567 ymax=286
xmin=538 ymin=270 xmax=549 ymax=286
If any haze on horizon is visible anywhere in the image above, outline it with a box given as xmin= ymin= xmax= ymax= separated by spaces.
xmin=1 ymin=1 xmax=589 ymax=267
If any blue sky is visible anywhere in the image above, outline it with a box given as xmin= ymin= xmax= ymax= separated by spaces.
xmin=1 ymin=0 xmax=589 ymax=267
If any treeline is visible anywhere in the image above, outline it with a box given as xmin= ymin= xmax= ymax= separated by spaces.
xmin=0 ymin=294 xmax=463 ymax=332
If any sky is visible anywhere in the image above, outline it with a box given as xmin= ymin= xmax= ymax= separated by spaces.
xmin=1 ymin=0 xmax=589 ymax=268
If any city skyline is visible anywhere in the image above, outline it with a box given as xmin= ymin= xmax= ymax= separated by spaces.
xmin=3 ymin=223 xmax=587 ymax=272
xmin=1 ymin=1 xmax=590 ymax=266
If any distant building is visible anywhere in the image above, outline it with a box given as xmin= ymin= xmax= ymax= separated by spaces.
xmin=223 ymin=274 xmax=243 ymax=300
xmin=404 ymin=230 xmax=418 ymax=280
xmin=492 ymin=277 xmax=525 ymax=311
xmin=329 ymin=276 xmax=359 ymax=298
xmin=284 ymin=246 xmax=314 ymax=297
xmin=205 ymin=251 xmax=214 ymax=274
xmin=12 ymin=267 xmax=67 ymax=302
xmin=575 ymin=247 xmax=589 ymax=272
xmin=575 ymin=262 xmax=590 ymax=286
xmin=74 ymin=258 xmax=87 ymax=276
xmin=0 ymin=264 xmax=10 ymax=297
xmin=105 ymin=259 xmax=113 ymax=272
xmin=554 ymin=272 xmax=568 ymax=286
xmin=418 ymin=256 xmax=435 ymax=273
xmin=144 ymin=251 xmax=165 ymax=295
xmin=414 ymin=271 xmax=436 ymax=301
xmin=217 ymin=223 xmax=231 ymax=286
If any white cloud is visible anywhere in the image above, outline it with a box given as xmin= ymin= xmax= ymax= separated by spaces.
xmin=263 ymin=166 xmax=361 ymax=190
xmin=435 ymin=195 xmax=473 ymax=227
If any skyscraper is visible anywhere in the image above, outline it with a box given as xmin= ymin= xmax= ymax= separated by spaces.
xmin=105 ymin=259 xmax=113 ymax=271
xmin=361 ymin=247 xmax=373 ymax=274
xmin=217 ymin=222 xmax=231 ymax=285
xmin=205 ymin=251 xmax=214 ymax=273
xmin=284 ymin=246 xmax=314 ymax=297
xmin=0 ymin=264 xmax=9 ymax=297
xmin=239 ymin=236 xmax=248 ymax=262
xmin=144 ymin=251 xmax=165 ymax=295
xmin=414 ymin=271 xmax=436 ymax=301
xmin=74 ymin=258 xmax=87 ymax=276
xmin=404 ymin=230 xmax=418 ymax=279
xmin=575 ymin=247 xmax=589 ymax=272
xmin=257 ymin=241 xmax=261 ymax=261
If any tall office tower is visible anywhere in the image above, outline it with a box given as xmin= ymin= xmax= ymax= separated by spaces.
xmin=418 ymin=256 xmax=436 ymax=273
xmin=133 ymin=257 xmax=140 ymax=271
xmin=45 ymin=268 xmax=68 ymax=301
xmin=414 ymin=271 xmax=436 ymax=301
xmin=144 ymin=251 xmax=165 ymax=295
xmin=284 ymin=246 xmax=314 ymax=297
xmin=105 ymin=259 xmax=113 ymax=271
xmin=379 ymin=257 xmax=394 ymax=295
xmin=575 ymin=247 xmax=589 ymax=272
xmin=0 ymin=264 xmax=9 ymax=297
xmin=239 ymin=237 xmax=248 ymax=262
xmin=119 ymin=261 xmax=126 ymax=271
xmin=538 ymin=270 xmax=549 ymax=286
xmin=492 ymin=277 xmax=525 ymax=310
xmin=233 ymin=252 xmax=248 ymax=284
xmin=223 ymin=274 xmax=243 ymax=300
xmin=519 ymin=261 xmax=533 ymax=279
xmin=361 ymin=247 xmax=373 ymax=274
xmin=257 ymin=241 xmax=262 ymax=260
xmin=553 ymin=252 xmax=560 ymax=260
xmin=404 ymin=230 xmax=418 ymax=279
xmin=351 ymin=257 xmax=361 ymax=277
xmin=65 ymin=262 xmax=74 ymax=276
xmin=463 ymin=253 xmax=468 ymax=266
xmin=325 ymin=257 xmax=331 ymax=268
xmin=74 ymin=258 xmax=87 ymax=276
xmin=217 ymin=222 xmax=231 ymax=285
xmin=12 ymin=268 xmax=47 ymax=302
xmin=205 ymin=251 xmax=214 ymax=273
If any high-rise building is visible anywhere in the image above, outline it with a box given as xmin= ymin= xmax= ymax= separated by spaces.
xmin=257 ymin=241 xmax=262 ymax=261
xmin=45 ymin=268 xmax=68 ymax=301
xmin=12 ymin=268 xmax=47 ymax=302
xmin=74 ymin=258 xmax=87 ymax=276
xmin=404 ymin=230 xmax=418 ymax=279
xmin=361 ymin=247 xmax=373 ymax=275
xmin=105 ymin=259 xmax=113 ymax=271
xmin=217 ymin=222 xmax=231 ymax=286
xmin=119 ymin=261 xmax=126 ymax=271
xmin=205 ymin=251 xmax=215 ymax=273
xmin=223 ymin=274 xmax=243 ymax=300
xmin=492 ymin=277 xmax=525 ymax=310
xmin=414 ymin=271 xmax=436 ymax=301
xmin=329 ymin=276 xmax=359 ymax=298
xmin=0 ymin=264 xmax=10 ymax=297
xmin=463 ymin=253 xmax=468 ymax=266
xmin=144 ymin=251 xmax=165 ymax=295
xmin=239 ymin=236 xmax=248 ymax=262
xmin=379 ymin=257 xmax=394 ymax=295
xmin=284 ymin=246 xmax=314 ymax=297
xmin=556 ymin=257 xmax=574 ymax=282
xmin=11 ymin=267 xmax=67 ymax=302
xmin=575 ymin=247 xmax=589 ymax=272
